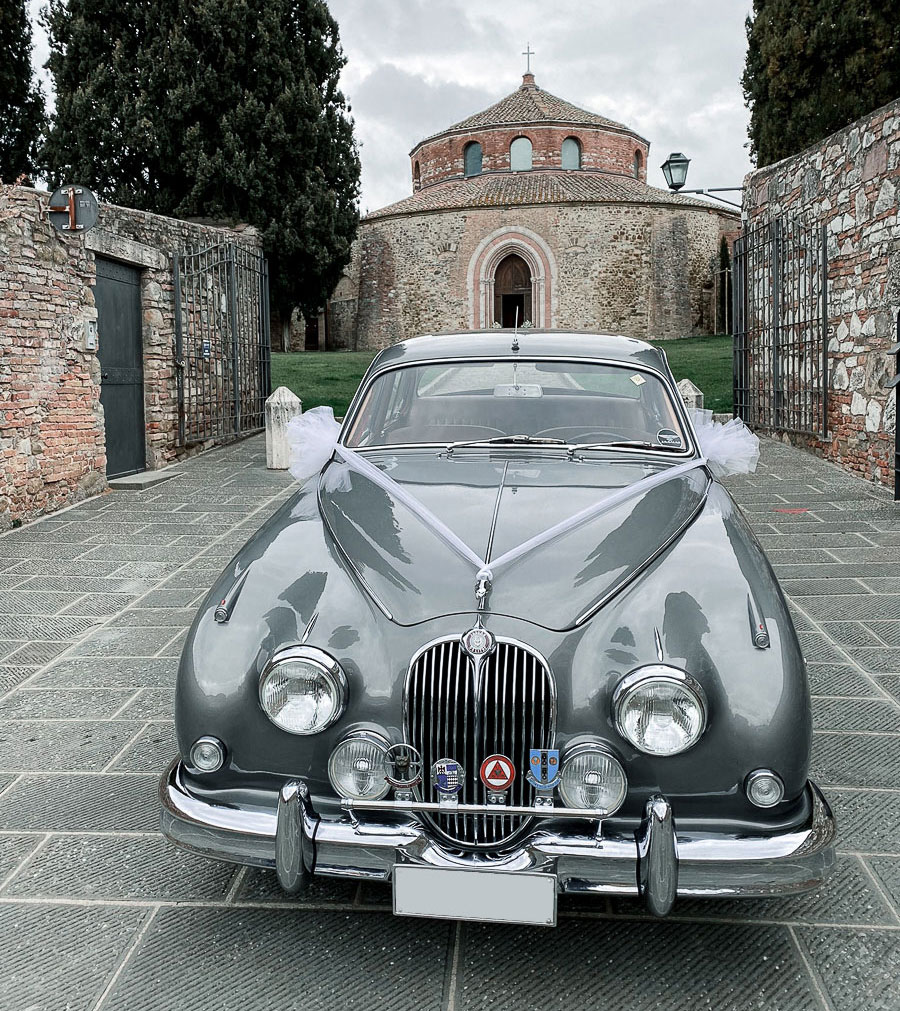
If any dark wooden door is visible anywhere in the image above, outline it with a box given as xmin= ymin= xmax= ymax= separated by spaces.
xmin=95 ymin=258 xmax=145 ymax=478
xmin=493 ymin=253 xmax=533 ymax=327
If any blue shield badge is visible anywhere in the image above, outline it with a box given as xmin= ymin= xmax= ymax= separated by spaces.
xmin=432 ymin=758 xmax=464 ymax=795
xmin=525 ymin=749 xmax=561 ymax=790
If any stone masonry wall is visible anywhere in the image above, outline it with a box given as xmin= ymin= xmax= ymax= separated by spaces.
xmin=0 ymin=187 xmax=103 ymax=528
xmin=331 ymin=201 xmax=734 ymax=351
xmin=0 ymin=184 xmax=261 ymax=529
xmin=744 ymin=97 xmax=900 ymax=486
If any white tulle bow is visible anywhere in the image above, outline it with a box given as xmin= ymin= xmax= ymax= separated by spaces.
xmin=689 ymin=409 xmax=760 ymax=477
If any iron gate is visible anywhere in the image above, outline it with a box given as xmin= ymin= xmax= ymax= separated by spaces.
xmin=173 ymin=242 xmax=271 ymax=445
xmin=732 ymin=216 xmax=828 ymax=438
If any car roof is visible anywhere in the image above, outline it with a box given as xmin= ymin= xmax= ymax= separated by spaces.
xmin=368 ymin=330 xmax=671 ymax=374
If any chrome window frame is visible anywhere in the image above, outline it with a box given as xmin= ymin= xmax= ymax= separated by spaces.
xmin=339 ymin=355 xmax=701 ymax=462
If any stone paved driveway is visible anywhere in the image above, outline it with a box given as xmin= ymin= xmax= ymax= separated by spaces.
xmin=1 ymin=435 xmax=899 ymax=1010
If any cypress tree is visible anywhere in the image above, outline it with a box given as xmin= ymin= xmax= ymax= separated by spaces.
xmin=44 ymin=0 xmax=360 ymax=319
xmin=743 ymin=0 xmax=900 ymax=167
xmin=0 ymin=0 xmax=45 ymax=182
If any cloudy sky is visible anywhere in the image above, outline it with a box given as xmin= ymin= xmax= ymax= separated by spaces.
xmin=326 ymin=0 xmax=754 ymax=214
xmin=28 ymin=0 xmax=754 ymax=214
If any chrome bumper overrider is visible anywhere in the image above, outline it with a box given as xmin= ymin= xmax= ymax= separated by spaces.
xmin=159 ymin=760 xmax=836 ymax=916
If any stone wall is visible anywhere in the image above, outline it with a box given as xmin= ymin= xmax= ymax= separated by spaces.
xmin=743 ymin=97 xmax=900 ymax=486
xmin=330 ymin=200 xmax=734 ymax=351
xmin=0 ymin=184 xmax=261 ymax=529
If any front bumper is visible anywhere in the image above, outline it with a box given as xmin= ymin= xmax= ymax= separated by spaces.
xmin=160 ymin=759 xmax=836 ymax=916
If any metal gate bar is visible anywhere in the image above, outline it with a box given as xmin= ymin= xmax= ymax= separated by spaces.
xmin=173 ymin=241 xmax=271 ymax=446
xmin=732 ymin=216 xmax=828 ymax=438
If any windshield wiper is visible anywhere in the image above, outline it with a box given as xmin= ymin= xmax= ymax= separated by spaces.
xmin=572 ymin=440 xmax=686 ymax=454
xmin=445 ymin=434 xmax=569 ymax=454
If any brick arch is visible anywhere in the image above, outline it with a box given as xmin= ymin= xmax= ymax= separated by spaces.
xmin=467 ymin=227 xmax=557 ymax=329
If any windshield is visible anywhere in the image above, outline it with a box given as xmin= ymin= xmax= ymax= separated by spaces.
xmin=344 ymin=359 xmax=690 ymax=452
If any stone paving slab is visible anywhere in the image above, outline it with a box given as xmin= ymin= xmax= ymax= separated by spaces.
xmin=795 ymin=927 xmax=900 ymax=1011
xmin=102 ymin=907 xmax=452 ymax=1011
xmin=0 ymin=435 xmax=898 ymax=1010
xmin=2 ymin=833 xmax=237 ymax=900
xmin=0 ymin=903 xmax=150 ymax=1011
xmin=458 ymin=919 xmax=820 ymax=1010
xmin=0 ymin=773 xmax=159 ymax=831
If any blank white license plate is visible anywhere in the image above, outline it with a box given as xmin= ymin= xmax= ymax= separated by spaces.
xmin=393 ymin=865 xmax=557 ymax=926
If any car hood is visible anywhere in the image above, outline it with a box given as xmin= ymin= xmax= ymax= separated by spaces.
xmin=317 ymin=450 xmax=709 ymax=630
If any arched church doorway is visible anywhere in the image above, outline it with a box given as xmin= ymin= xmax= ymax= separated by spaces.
xmin=493 ymin=253 xmax=532 ymax=328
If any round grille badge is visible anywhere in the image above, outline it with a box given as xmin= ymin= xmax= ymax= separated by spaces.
xmin=479 ymin=754 xmax=516 ymax=792
xmin=432 ymin=758 xmax=464 ymax=795
xmin=384 ymin=743 xmax=423 ymax=789
xmin=461 ymin=624 xmax=495 ymax=658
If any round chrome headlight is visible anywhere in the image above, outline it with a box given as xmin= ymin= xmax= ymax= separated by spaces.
xmin=328 ymin=731 xmax=391 ymax=800
xmin=258 ymin=645 xmax=347 ymax=735
xmin=613 ymin=666 xmax=707 ymax=756
xmin=559 ymin=741 xmax=627 ymax=815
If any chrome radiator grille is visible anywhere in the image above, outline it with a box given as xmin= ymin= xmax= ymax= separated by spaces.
xmin=405 ymin=637 xmax=555 ymax=848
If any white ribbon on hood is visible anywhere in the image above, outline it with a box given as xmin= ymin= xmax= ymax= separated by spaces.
xmin=288 ymin=406 xmax=713 ymax=585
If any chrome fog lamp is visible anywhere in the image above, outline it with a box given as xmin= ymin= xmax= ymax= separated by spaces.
xmin=613 ymin=666 xmax=707 ymax=756
xmin=559 ymin=741 xmax=627 ymax=815
xmin=189 ymin=736 xmax=225 ymax=773
xmin=328 ymin=730 xmax=391 ymax=801
xmin=259 ymin=645 xmax=348 ymax=735
xmin=746 ymin=769 xmax=785 ymax=808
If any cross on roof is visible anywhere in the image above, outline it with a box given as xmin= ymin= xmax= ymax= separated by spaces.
xmin=522 ymin=43 xmax=534 ymax=74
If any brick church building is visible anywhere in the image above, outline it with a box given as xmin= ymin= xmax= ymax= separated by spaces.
xmin=327 ymin=72 xmax=738 ymax=350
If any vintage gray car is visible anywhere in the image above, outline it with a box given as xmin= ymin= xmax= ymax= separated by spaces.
xmin=160 ymin=331 xmax=836 ymax=926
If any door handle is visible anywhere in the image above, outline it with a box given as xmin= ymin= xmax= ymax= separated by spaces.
xmin=101 ymin=372 xmax=109 ymax=379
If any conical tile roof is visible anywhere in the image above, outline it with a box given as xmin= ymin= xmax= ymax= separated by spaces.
xmin=416 ymin=75 xmax=643 ymax=147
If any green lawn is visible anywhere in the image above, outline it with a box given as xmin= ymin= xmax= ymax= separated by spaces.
xmin=270 ymin=351 xmax=377 ymax=417
xmin=270 ymin=334 xmax=733 ymax=417
xmin=650 ymin=334 xmax=733 ymax=413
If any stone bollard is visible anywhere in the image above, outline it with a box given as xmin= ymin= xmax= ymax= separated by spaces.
xmin=676 ymin=378 xmax=704 ymax=411
xmin=266 ymin=386 xmax=302 ymax=470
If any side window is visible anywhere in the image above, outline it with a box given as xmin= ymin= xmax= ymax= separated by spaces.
xmin=464 ymin=141 xmax=482 ymax=177
xmin=633 ymin=150 xmax=643 ymax=179
xmin=413 ymin=161 xmax=421 ymax=190
xmin=561 ymin=137 xmax=581 ymax=170
xmin=509 ymin=136 xmax=533 ymax=171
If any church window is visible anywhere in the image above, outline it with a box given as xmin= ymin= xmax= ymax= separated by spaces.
xmin=561 ymin=137 xmax=581 ymax=170
xmin=464 ymin=142 xmax=482 ymax=177
xmin=509 ymin=136 xmax=532 ymax=171
xmin=413 ymin=161 xmax=421 ymax=191
xmin=633 ymin=150 xmax=643 ymax=178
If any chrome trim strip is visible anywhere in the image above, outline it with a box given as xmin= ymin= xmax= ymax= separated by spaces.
xmin=483 ymin=460 xmax=508 ymax=564
xmin=342 ymin=798 xmax=611 ymax=818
